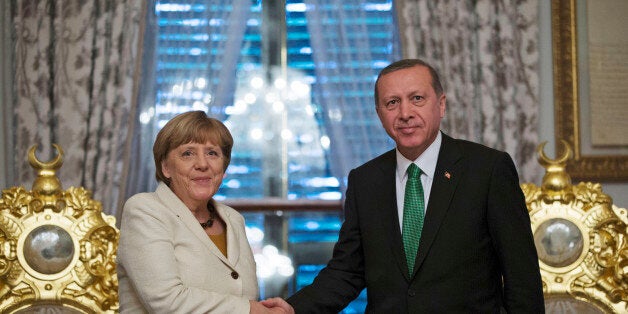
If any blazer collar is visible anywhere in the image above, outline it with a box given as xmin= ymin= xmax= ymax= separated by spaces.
xmin=371 ymin=150 xmax=412 ymax=280
xmin=155 ymin=182 xmax=240 ymax=267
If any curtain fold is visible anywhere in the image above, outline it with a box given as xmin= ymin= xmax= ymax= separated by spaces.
xmin=397 ymin=0 xmax=541 ymax=183
xmin=11 ymin=0 xmax=145 ymax=216
xmin=124 ymin=0 xmax=254 ymax=207
xmin=304 ymin=0 xmax=401 ymax=190
xmin=0 ymin=1 xmax=14 ymax=191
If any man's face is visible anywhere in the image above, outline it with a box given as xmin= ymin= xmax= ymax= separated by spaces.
xmin=376 ymin=65 xmax=446 ymax=160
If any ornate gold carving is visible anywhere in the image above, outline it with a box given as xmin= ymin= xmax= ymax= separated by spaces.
xmin=524 ymin=141 xmax=628 ymax=313
xmin=552 ymin=0 xmax=628 ymax=181
xmin=0 ymin=145 xmax=119 ymax=313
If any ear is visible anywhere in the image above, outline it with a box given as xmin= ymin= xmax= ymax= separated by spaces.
xmin=161 ymin=160 xmax=171 ymax=179
xmin=438 ymin=94 xmax=446 ymax=118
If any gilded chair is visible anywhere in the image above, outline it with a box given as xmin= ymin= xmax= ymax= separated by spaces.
xmin=0 ymin=145 xmax=119 ymax=313
xmin=522 ymin=141 xmax=628 ymax=313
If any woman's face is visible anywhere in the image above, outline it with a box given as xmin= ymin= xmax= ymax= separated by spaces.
xmin=161 ymin=140 xmax=225 ymax=210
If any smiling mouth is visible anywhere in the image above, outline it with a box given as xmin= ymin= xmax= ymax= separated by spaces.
xmin=397 ymin=126 xmax=418 ymax=134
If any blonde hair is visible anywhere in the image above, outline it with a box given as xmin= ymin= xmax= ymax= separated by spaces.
xmin=153 ymin=111 xmax=233 ymax=184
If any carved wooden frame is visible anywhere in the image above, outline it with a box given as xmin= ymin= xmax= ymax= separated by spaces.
xmin=552 ymin=0 xmax=628 ymax=181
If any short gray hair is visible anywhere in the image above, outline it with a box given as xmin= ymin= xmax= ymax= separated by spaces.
xmin=374 ymin=59 xmax=444 ymax=107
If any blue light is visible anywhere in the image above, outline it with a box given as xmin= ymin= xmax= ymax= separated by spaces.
xmin=304 ymin=177 xmax=340 ymax=188
xmin=362 ymin=3 xmax=392 ymax=12
xmin=305 ymin=221 xmax=320 ymax=230
xmin=156 ymin=3 xmax=191 ymax=12
xmin=227 ymin=165 xmax=250 ymax=174
xmin=286 ymin=3 xmax=307 ymax=12
xmin=318 ymin=192 xmax=342 ymax=200
xmin=225 ymin=179 xmax=241 ymax=189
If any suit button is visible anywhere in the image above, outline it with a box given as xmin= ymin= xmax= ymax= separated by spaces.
xmin=408 ymin=290 xmax=416 ymax=297
xmin=231 ymin=271 xmax=239 ymax=279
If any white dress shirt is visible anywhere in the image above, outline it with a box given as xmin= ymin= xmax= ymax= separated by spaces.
xmin=395 ymin=131 xmax=442 ymax=231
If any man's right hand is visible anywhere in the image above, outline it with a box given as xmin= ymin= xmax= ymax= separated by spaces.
xmin=260 ymin=297 xmax=295 ymax=314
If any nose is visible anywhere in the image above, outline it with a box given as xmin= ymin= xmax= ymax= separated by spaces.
xmin=398 ymin=100 xmax=414 ymax=119
xmin=194 ymin=155 xmax=209 ymax=170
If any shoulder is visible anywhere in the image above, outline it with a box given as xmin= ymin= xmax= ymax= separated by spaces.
xmin=341 ymin=149 xmax=396 ymax=191
xmin=446 ymin=135 xmax=503 ymax=155
xmin=444 ymin=134 xmax=511 ymax=164
xmin=124 ymin=191 xmax=158 ymax=206
xmin=123 ymin=183 xmax=182 ymax=215
xmin=215 ymin=202 xmax=245 ymax=224
xmin=353 ymin=149 xmax=395 ymax=174
xmin=120 ymin=190 xmax=174 ymax=226
xmin=443 ymin=135 xmax=520 ymax=184
xmin=122 ymin=191 xmax=160 ymax=213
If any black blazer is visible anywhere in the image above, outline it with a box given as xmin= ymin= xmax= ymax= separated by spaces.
xmin=287 ymin=133 xmax=544 ymax=313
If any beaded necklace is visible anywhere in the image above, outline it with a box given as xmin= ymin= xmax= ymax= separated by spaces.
xmin=200 ymin=203 xmax=216 ymax=229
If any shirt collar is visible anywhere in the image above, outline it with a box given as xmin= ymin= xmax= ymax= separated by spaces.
xmin=396 ymin=131 xmax=442 ymax=179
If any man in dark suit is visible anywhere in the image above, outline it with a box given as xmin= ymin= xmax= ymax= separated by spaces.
xmin=263 ymin=59 xmax=544 ymax=313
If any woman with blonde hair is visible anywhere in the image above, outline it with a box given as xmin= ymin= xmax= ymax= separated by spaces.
xmin=118 ymin=111 xmax=284 ymax=313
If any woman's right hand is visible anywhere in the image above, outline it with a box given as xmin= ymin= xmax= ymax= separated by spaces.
xmin=250 ymin=300 xmax=289 ymax=314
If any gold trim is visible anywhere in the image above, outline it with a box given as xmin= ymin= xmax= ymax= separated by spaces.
xmin=522 ymin=142 xmax=628 ymax=313
xmin=552 ymin=0 xmax=628 ymax=181
xmin=0 ymin=145 xmax=119 ymax=313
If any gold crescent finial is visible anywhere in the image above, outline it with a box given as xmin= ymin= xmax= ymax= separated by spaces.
xmin=536 ymin=140 xmax=573 ymax=196
xmin=28 ymin=144 xmax=64 ymax=195
xmin=537 ymin=140 xmax=572 ymax=168
xmin=28 ymin=144 xmax=64 ymax=171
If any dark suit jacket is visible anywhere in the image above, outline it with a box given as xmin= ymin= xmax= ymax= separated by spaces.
xmin=287 ymin=133 xmax=544 ymax=313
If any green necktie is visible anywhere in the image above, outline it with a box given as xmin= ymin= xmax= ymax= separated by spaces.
xmin=402 ymin=163 xmax=425 ymax=274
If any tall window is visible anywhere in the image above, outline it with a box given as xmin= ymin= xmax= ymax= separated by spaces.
xmin=137 ymin=1 xmax=401 ymax=311
xmin=140 ymin=0 xmax=400 ymax=200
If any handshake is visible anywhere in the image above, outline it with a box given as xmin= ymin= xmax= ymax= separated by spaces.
xmin=250 ymin=297 xmax=295 ymax=314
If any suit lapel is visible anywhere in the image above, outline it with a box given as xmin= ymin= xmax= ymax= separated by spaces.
xmin=412 ymin=134 xmax=464 ymax=277
xmin=374 ymin=150 xmax=412 ymax=281
xmin=155 ymin=183 xmax=232 ymax=266
xmin=218 ymin=204 xmax=241 ymax=266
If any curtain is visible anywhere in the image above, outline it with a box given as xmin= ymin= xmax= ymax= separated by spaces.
xmin=124 ymin=0 xmax=253 ymax=204
xmin=396 ymin=0 xmax=541 ymax=183
xmin=304 ymin=0 xmax=401 ymax=190
xmin=10 ymin=0 xmax=145 ymax=216
xmin=1 ymin=1 xmax=13 ymax=190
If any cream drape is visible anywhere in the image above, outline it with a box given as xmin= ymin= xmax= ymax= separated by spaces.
xmin=396 ymin=0 xmax=541 ymax=182
xmin=11 ymin=0 xmax=146 ymax=217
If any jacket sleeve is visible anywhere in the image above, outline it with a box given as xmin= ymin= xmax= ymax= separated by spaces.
xmin=287 ymin=169 xmax=366 ymax=313
xmin=487 ymin=152 xmax=545 ymax=313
